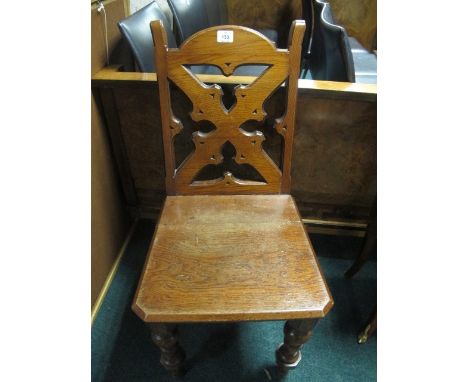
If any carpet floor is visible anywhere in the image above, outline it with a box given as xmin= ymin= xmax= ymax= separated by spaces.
xmin=92 ymin=219 xmax=376 ymax=381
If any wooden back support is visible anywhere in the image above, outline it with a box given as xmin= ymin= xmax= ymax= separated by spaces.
xmin=151 ymin=20 xmax=305 ymax=195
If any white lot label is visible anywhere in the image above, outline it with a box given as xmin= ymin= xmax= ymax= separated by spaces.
xmin=217 ymin=30 xmax=234 ymax=43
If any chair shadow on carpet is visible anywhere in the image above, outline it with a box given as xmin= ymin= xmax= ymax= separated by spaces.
xmin=103 ymin=309 xmax=282 ymax=382
xmin=185 ymin=323 xmax=240 ymax=366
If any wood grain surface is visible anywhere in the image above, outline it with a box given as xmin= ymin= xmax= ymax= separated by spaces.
xmin=151 ymin=21 xmax=305 ymax=195
xmin=92 ymin=68 xmax=376 ymax=221
xmin=91 ymin=0 xmax=131 ymax=308
xmin=92 ymin=65 xmax=377 ymax=95
xmin=133 ymin=195 xmax=333 ymax=322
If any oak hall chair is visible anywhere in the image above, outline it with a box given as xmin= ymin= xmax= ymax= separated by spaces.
xmin=132 ymin=20 xmax=333 ymax=377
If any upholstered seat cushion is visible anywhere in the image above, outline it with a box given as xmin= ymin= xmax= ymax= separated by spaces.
xmin=259 ymin=28 xmax=278 ymax=43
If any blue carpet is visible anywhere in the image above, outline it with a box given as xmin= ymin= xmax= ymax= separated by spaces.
xmin=92 ymin=219 xmax=376 ymax=381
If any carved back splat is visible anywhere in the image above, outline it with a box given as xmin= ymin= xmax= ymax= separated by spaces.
xmin=151 ymin=21 xmax=305 ymax=195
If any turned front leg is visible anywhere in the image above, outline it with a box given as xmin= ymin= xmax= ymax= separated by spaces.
xmin=276 ymin=319 xmax=318 ymax=373
xmin=149 ymin=323 xmax=186 ymax=377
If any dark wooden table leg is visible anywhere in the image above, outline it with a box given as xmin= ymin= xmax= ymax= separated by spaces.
xmin=358 ymin=305 xmax=377 ymax=344
xmin=276 ymin=319 xmax=318 ymax=374
xmin=149 ymin=323 xmax=186 ymax=377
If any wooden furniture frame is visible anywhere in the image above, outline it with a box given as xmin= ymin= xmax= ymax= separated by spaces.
xmin=155 ymin=22 xmax=302 ymax=195
xmin=92 ymin=69 xmax=376 ymax=231
xmin=132 ymin=20 xmax=334 ymax=376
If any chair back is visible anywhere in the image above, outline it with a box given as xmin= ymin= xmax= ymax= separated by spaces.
xmin=309 ymin=0 xmax=355 ymax=82
xmin=168 ymin=0 xmax=208 ymax=43
xmin=301 ymin=0 xmax=314 ymax=59
xmin=205 ymin=0 xmax=228 ymax=27
xmin=118 ymin=1 xmax=176 ymax=72
xmin=151 ymin=21 xmax=305 ymax=195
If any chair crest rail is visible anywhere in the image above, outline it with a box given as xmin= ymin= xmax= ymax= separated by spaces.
xmin=152 ymin=21 xmax=306 ymax=195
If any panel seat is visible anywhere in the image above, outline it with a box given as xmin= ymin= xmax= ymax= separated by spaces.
xmin=131 ymin=21 xmax=334 ymax=376
xmin=133 ymin=195 xmax=333 ymax=322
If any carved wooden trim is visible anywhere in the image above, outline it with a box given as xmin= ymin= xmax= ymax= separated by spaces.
xmin=151 ymin=21 xmax=305 ymax=195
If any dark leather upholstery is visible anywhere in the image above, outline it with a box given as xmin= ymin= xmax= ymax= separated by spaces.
xmin=167 ymin=0 xmax=273 ymax=77
xmin=205 ymin=0 xmax=228 ymax=26
xmin=168 ymin=0 xmax=210 ymax=43
xmin=108 ymin=37 xmax=136 ymax=72
xmin=301 ymin=0 xmax=314 ymax=59
xmin=348 ymin=36 xmax=367 ymax=53
xmin=117 ymin=1 xmax=176 ymax=72
xmin=352 ymin=50 xmax=377 ymax=84
xmin=308 ymin=0 xmax=355 ymax=82
xmin=348 ymin=37 xmax=377 ymax=84
xmin=303 ymin=0 xmax=376 ymax=83
xmin=260 ymin=29 xmax=278 ymax=43
xmin=167 ymin=0 xmax=277 ymax=44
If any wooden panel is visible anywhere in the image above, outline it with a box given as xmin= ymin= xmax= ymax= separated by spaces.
xmin=98 ymin=88 xmax=139 ymax=205
xmin=91 ymin=0 xmax=131 ymax=307
xmin=133 ymin=195 xmax=333 ymax=322
xmin=93 ymin=66 xmax=376 ymax=95
xmin=329 ymin=0 xmax=377 ymax=51
xmin=92 ymin=68 xmax=376 ymax=221
xmin=91 ymin=95 xmax=130 ymax=307
xmin=293 ymin=94 xmax=377 ymax=207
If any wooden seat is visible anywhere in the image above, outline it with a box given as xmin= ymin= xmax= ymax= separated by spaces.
xmin=132 ymin=19 xmax=333 ymax=377
xmin=133 ymin=195 xmax=332 ymax=322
